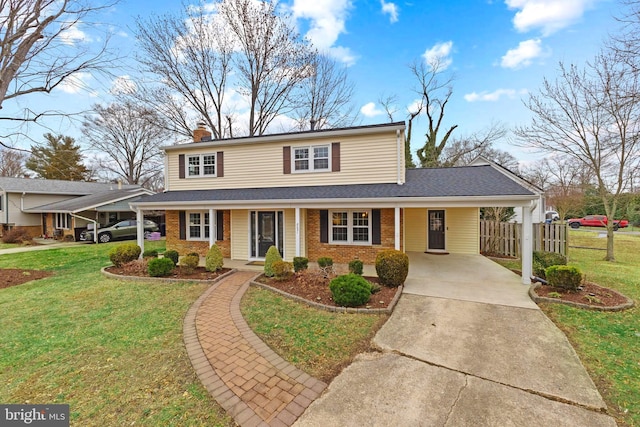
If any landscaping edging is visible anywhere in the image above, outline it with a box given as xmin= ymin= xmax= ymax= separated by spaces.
xmin=250 ymin=280 xmax=403 ymax=314
xmin=529 ymin=283 xmax=635 ymax=312
xmin=100 ymin=266 xmax=237 ymax=284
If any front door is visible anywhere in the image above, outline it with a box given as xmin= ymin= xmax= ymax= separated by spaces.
xmin=428 ymin=210 xmax=445 ymax=251
xmin=251 ymin=211 xmax=284 ymax=258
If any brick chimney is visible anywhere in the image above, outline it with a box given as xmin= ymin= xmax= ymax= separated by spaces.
xmin=193 ymin=121 xmax=212 ymax=142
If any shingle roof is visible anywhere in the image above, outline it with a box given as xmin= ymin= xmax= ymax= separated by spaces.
xmin=135 ymin=165 xmax=534 ymax=205
xmin=24 ymin=188 xmax=153 ymax=213
xmin=0 ymin=177 xmax=139 ymax=195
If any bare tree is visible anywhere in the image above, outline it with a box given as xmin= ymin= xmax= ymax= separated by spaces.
xmin=411 ymin=58 xmax=458 ymax=168
xmin=219 ymin=0 xmax=314 ymax=136
xmin=294 ymin=53 xmax=357 ymax=131
xmin=514 ymin=53 xmax=640 ymax=261
xmin=440 ymin=122 xmax=511 ymax=167
xmin=0 ymin=147 xmax=27 ymax=177
xmin=82 ymin=102 xmax=164 ymax=187
xmin=379 ymin=94 xmax=420 ymax=168
xmin=0 ymin=0 xmax=117 ymax=148
xmin=134 ymin=3 xmax=234 ymax=139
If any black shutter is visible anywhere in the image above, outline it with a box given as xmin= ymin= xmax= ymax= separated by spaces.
xmin=179 ymin=211 xmax=186 ymax=240
xmin=216 ymin=210 xmax=224 ymax=241
xmin=179 ymin=154 xmax=185 ymax=179
xmin=283 ymin=146 xmax=291 ymax=174
xmin=331 ymin=142 xmax=340 ymax=172
xmin=372 ymin=209 xmax=381 ymax=245
xmin=217 ymin=152 xmax=224 ymax=177
xmin=320 ymin=210 xmax=328 ymax=243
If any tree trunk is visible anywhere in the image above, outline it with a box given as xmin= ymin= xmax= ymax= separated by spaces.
xmin=604 ymin=225 xmax=616 ymax=261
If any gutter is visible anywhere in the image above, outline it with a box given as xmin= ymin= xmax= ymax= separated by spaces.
xmin=70 ymin=213 xmax=98 ymax=243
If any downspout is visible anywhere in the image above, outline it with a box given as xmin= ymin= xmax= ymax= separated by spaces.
xmin=70 ymin=213 xmax=98 ymax=243
xmin=20 ymin=192 xmax=26 ymax=211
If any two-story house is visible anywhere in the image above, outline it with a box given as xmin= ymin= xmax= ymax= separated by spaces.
xmin=131 ymin=122 xmax=538 ymax=284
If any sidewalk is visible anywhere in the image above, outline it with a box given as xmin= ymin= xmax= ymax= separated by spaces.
xmin=183 ymin=271 xmax=326 ymax=427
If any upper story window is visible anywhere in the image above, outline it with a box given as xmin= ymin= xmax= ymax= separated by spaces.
xmin=187 ymin=154 xmax=216 ymax=177
xmin=293 ymin=145 xmax=330 ymax=172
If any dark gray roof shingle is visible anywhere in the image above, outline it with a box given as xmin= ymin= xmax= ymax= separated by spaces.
xmin=0 ymin=177 xmax=139 ymax=195
xmin=25 ymin=188 xmax=152 ymax=213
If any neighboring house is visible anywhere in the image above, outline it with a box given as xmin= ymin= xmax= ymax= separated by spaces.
xmin=130 ymin=122 xmax=539 ymax=284
xmin=0 ymin=177 xmax=152 ymax=241
xmin=469 ymin=157 xmax=546 ymax=223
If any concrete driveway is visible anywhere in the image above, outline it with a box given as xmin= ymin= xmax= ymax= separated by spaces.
xmin=295 ymin=254 xmax=617 ymax=426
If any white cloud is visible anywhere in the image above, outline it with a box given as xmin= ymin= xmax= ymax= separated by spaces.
xmin=380 ymin=0 xmax=399 ymax=23
xmin=360 ymin=102 xmax=384 ymax=117
xmin=59 ymin=22 xmax=90 ymax=45
xmin=505 ymin=0 xmax=597 ymax=36
xmin=57 ymin=72 xmax=97 ymax=96
xmin=328 ymin=46 xmax=358 ymax=67
xmin=422 ymin=41 xmax=454 ymax=71
xmin=501 ymin=38 xmax=544 ymax=69
xmin=110 ymin=75 xmax=137 ymax=95
xmin=464 ymin=88 xmax=528 ymax=102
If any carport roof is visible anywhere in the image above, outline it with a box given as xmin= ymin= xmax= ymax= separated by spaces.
xmin=132 ymin=165 xmax=535 ymax=207
xmin=25 ymin=188 xmax=153 ymax=213
xmin=0 ymin=177 xmax=139 ymax=195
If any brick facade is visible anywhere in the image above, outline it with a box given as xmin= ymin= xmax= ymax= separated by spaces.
xmin=165 ymin=210 xmax=231 ymax=257
xmin=306 ymin=208 xmax=402 ymax=264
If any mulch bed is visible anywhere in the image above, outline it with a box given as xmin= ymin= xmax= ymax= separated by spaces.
xmin=0 ymin=269 xmax=53 ymax=289
xmin=105 ymin=263 xmax=232 ymax=281
xmin=532 ymin=281 xmax=632 ymax=309
xmin=255 ymin=271 xmax=399 ymax=310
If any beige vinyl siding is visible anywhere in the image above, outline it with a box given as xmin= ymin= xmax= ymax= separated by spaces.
xmin=6 ymin=193 xmax=75 ymax=226
xmin=404 ymin=208 xmax=427 ymax=252
xmin=283 ymin=209 xmax=295 ymax=261
xmin=231 ymin=210 xmax=249 ymax=260
xmin=446 ymin=207 xmax=480 ymax=254
xmin=167 ymin=132 xmax=400 ymax=191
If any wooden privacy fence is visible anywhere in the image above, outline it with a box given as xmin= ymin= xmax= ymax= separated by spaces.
xmin=480 ymin=221 xmax=568 ymax=257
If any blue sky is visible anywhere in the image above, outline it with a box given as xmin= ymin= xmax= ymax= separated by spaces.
xmin=5 ymin=0 xmax=623 ymax=166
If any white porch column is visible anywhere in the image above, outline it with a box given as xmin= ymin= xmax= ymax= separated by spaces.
xmin=295 ymin=207 xmax=301 ymax=257
xmin=521 ymin=206 xmax=533 ymax=285
xmin=136 ymin=208 xmax=144 ymax=258
xmin=209 ymin=208 xmax=215 ymax=248
xmin=394 ymin=207 xmax=401 ymax=251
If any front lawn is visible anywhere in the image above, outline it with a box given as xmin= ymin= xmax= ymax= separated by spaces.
xmin=493 ymin=231 xmax=639 ymax=426
xmin=0 ymin=242 xmax=233 ymax=426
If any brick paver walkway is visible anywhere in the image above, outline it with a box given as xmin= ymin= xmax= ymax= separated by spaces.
xmin=184 ymin=271 xmax=327 ymax=427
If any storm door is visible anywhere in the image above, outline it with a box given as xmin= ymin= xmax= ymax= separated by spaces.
xmin=250 ymin=211 xmax=284 ymax=258
xmin=428 ymin=210 xmax=446 ymax=251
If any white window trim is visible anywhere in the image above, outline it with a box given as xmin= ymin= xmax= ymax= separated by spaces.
xmin=292 ymin=144 xmax=331 ymax=173
xmin=186 ymin=153 xmax=217 ymax=178
xmin=55 ymin=213 xmax=70 ymax=230
xmin=329 ymin=209 xmax=372 ymax=245
xmin=187 ymin=211 xmax=211 ymax=241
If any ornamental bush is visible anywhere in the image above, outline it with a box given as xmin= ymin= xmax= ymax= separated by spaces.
xmin=109 ymin=243 xmax=141 ymax=267
xmin=293 ymin=257 xmax=309 ymax=272
xmin=272 ymin=261 xmax=293 ymax=281
xmin=205 ymin=245 xmax=223 ymax=272
xmin=317 ymin=257 xmax=333 ymax=268
xmin=546 ymin=265 xmax=583 ymax=291
xmin=163 ymin=249 xmax=179 ymax=265
xmin=1 ymin=227 xmax=31 ymax=244
xmin=348 ymin=259 xmax=364 ymax=275
xmin=264 ymin=246 xmax=282 ymax=277
xmin=187 ymin=252 xmax=200 ymax=258
xmin=142 ymin=249 xmax=158 ymax=258
xmin=180 ymin=254 xmax=200 ymax=274
xmin=375 ymin=249 xmax=409 ymax=288
xmin=533 ymin=251 xmax=567 ymax=279
xmin=329 ymin=274 xmax=372 ymax=307
xmin=148 ymin=258 xmax=175 ymax=277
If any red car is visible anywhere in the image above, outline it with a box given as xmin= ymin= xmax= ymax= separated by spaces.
xmin=567 ymin=215 xmax=629 ymax=230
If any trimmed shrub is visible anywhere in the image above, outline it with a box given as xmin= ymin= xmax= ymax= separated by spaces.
xmin=205 ymin=244 xmax=224 ymax=272
xmin=348 ymin=259 xmax=364 ymax=275
xmin=329 ymin=274 xmax=372 ymax=307
xmin=63 ymin=234 xmax=75 ymax=242
xmin=1 ymin=227 xmax=31 ymax=244
xmin=293 ymin=257 xmax=309 ymax=272
xmin=272 ymin=261 xmax=293 ymax=280
xmin=317 ymin=257 xmax=333 ymax=268
xmin=142 ymin=249 xmax=158 ymax=258
xmin=264 ymin=246 xmax=283 ymax=277
xmin=163 ymin=250 xmax=179 ymax=265
xmin=187 ymin=252 xmax=200 ymax=258
xmin=533 ymin=251 xmax=567 ymax=279
xmin=546 ymin=265 xmax=583 ymax=291
xmin=370 ymin=281 xmax=382 ymax=294
xmin=375 ymin=249 xmax=409 ymax=288
xmin=148 ymin=258 xmax=175 ymax=277
xmin=180 ymin=254 xmax=200 ymax=274
xmin=109 ymin=243 xmax=141 ymax=267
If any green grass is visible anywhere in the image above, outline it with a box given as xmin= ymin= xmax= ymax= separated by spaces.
xmin=494 ymin=231 xmax=640 ymax=426
xmin=0 ymin=242 xmax=20 ymax=249
xmin=240 ymin=287 xmax=388 ymax=382
xmin=0 ymin=241 xmax=233 ymax=427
